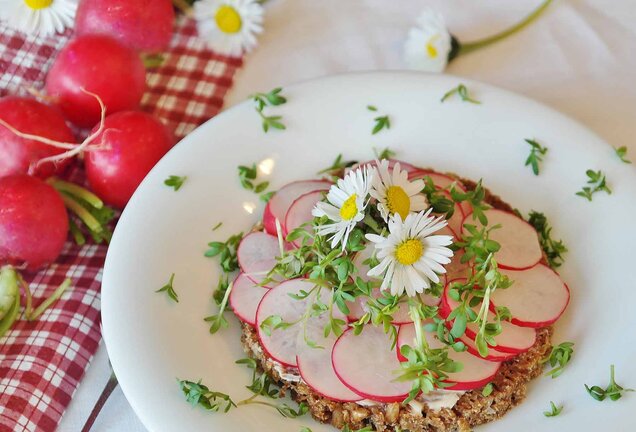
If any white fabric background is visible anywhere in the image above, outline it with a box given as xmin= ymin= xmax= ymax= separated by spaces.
xmin=59 ymin=0 xmax=636 ymax=430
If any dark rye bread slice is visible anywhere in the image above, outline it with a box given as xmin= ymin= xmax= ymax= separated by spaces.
xmin=239 ymin=170 xmax=555 ymax=432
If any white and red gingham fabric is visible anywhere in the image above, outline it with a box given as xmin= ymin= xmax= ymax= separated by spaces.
xmin=0 ymin=17 xmax=242 ymax=432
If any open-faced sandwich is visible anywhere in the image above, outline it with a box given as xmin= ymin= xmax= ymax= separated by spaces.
xmin=218 ymin=158 xmax=569 ymax=432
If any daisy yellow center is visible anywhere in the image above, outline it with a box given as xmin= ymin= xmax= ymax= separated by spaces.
xmin=426 ymin=35 xmax=440 ymax=58
xmin=215 ymin=5 xmax=242 ymax=34
xmin=386 ymin=186 xmax=410 ymax=220
xmin=395 ymin=239 xmax=423 ymax=266
xmin=340 ymin=194 xmax=358 ymax=221
xmin=24 ymin=0 xmax=52 ymax=9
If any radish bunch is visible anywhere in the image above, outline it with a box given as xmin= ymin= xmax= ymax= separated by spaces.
xmin=0 ymin=0 xmax=179 ymax=338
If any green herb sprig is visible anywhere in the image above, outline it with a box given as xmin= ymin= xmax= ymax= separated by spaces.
xmin=164 ymin=175 xmax=187 ymax=191
xmin=614 ymin=146 xmax=631 ymax=164
xmin=205 ymin=279 xmax=233 ymax=334
xmin=543 ymin=401 xmax=563 ymax=417
xmin=156 ymin=273 xmax=178 ymax=303
xmin=576 ymin=170 xmax=611 ymax=201
xmin=178 ymin=379 xmax=236 ymax=412
xmin=524 ymin=139 xmax=548 ymax=175
xmin=367 ymin=105 xmax=391 ymax=134
xmin=585 ymin=365 xmax=634 ymax=401
xmin=441 ymin=84 xmax=481 ymax=104
xmin=526 ymin=211 xmax=567 ymax=268
xmin=251 ymin=87 xmax=287 ymax=132
xmin=235 ymin=358 xmax=280 ymax=398
xmin=205 ymin=232 xmax=243 ymax=273
xmin=374 ymin=147 xmax=397 ymax=160
xmin=317 ymin=154 xmax=357 ymax=176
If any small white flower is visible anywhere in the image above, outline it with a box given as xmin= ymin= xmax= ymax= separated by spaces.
xmin=194 ymin=0 xmax=263 ymax=57
xmin=403 ymin=9 xmax=452 ymax=73
xmin=366 ymin=209 xmax=453 ymax=297
xmin=0 ymin=0 xmax=77 ymax=37
xmin=312 ymin=167 xmax=374 ymax=250
xmin=370 ymin=159 xmax=428 ymax=222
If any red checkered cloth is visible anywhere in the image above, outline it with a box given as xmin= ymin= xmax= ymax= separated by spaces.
xmin=0 ymin=17 xmax=242 ymax=432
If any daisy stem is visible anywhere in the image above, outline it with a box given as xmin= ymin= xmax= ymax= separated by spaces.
xmin=458 ymin=0 xmax=553 ymax=56
xmin=362 ymin=214 xmax=382 ymax=235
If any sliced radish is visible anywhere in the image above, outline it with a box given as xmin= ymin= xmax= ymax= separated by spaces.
xmin=332 ymin=325 xmax=411 ymax=402
xmin=463 ymin=209 xmax=542 ymax=270
xmin=229 ymin=273 xmax=270 ymax=326
xmin=490 ymin=264 xmax=570 ymax=328
xmin=296 ymin=312 xmax=361 ymax=402
xmin=284 ymin=190 xmax=324 ymax=246
xmin=397 ymin=324 xmax=501 ymax=390
xmin=440 ymin=279 xmax=536 ymax=354
xmin=263 ymin=180 xmax=331 ymax=235
xmin=237 ymin=231 xmax=282 ymax=288
xmin=256 ymin=279 xmax=328 ymax=367
xmin=458 ymin=335 xmax=516 ymax=362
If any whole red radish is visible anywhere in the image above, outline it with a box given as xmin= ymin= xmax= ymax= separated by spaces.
xmin=0 ymin=175 xmax=69 ymax=270
xmin=75 ymin=0 xmax=175 ymax=52
xmin=85 ymin=111 xmax=176 ymax=209
xmin=0 ymin=97 xmax=75 ymax=178
xmin=45 ymin=35 xmax=146 ymax=128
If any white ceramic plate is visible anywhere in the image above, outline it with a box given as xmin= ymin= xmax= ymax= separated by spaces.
xmin=102 ymin=72 xmax=636 ymax=432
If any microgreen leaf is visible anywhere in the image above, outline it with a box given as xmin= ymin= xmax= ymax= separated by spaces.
xmin=212 ymin=222 xmax=223 ymax=231
xmin=524 ymin=139 xmax=548 ymax=175
xmin=482 ymin=382 xmax=494 ymax=396
xmin=204 ymin=279 xmax=233 ymax=334
xmin=543 ymin=401 xmax=563 ymax=417
xmin=164 ymin=175 xmax=187 ymax=191
xmin=441 ymin=84 xmax=481 ymax=104
xmin=156 ymin=273 xmax=178 ymax=303
xmin=614 ymin=146 xmax=631 ymax=164
xmin=372 ymin=115 xmax=390 ymax=135
xmin=576 ymin=169 xmax=611 ymax=201
xmin=250 ymin=87 xmax=287 ymax=133
xmin=373 ymin=147 xmax=396 ymax=160
xmin=585 ymin=365 xmax=634 ymax=402
xmin=205 ymin=232 xmax=243 ymax=273
xmin=526 ymin=211 xmax=567 ymax=268
xmin=317 ymin=153 xmax=357 ymax=175
xmin=178 ymin=379 xmax=236 ymax=412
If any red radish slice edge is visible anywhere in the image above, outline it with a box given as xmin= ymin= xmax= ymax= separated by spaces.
xmin=397 ymin=324 xmax=501 ymax=391
xmin=237 ymin=231 xmax=281 ymax=288
xmin=489 ymin=264 xmax=570 ymax=328
xmin=229 ymin=273 xmax=270 ymax=326
xmin=332 ymin=325 xmax=411 ymax=402
xmin=284 ymin=190 xmax=324 ymax=246
xmin=256 ymin=279 xmax=330 ymax=367
xmin=263 ymin=180 xmax=331 ymax=235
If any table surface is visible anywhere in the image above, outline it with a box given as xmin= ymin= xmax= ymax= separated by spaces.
xmin=59 ymin=0 xmax=636 ymax=430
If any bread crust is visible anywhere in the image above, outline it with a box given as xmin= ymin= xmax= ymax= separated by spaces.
xmin=238 ymin=170 xmax=555 ymax=432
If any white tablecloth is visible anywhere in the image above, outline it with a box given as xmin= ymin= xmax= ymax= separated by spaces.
xmin=59 ymin=0 xmax=636 ymax=430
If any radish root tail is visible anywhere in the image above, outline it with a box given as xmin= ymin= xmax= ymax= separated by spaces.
xmin=31 ymin=88 xmax=108 ymax=172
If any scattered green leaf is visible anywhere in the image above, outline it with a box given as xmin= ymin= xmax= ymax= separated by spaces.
xmin=178 ymin=379 xmax=236 ymax=412
xmin=576 ymin=170 xmax=611 ymax=201
xmin=526 ymin=211 xmax=567 ymax=268
xmin=482 ymin=382 xmax=494 ymax=396
xmin=614 ymin=146 xmax=631 ymax=164
xmin=524 ymin=139 xmax=548 ymax=175
xmin=543 ymin=401 xmax=563 ymax=417
xmin=585 ymin=365 xmax=634 ymax=401
xmin=441 ymin=84 xmax=481 ymax=104
xmin=542 ymin=341 xmax=574 ymax=378
xmin=164 ymin=175 xmax=187 ymax=191
xmin=156 ymin=273 xmax=178 ymax=303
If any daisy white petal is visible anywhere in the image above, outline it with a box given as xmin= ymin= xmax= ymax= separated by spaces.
xmin=0 ymin=0 xmax=77 ymax=37
xmin=366 ymin=210 xmax=454 ymax=297
xmin=403 ymin=9 xmax=452 ymax=73
xmin=370 ymin=159 xmax=429 ymax=222
xmin=194 ymin=0 xmax=263 ymax=57
xmin=311 ymin=166 xmax=374 ymax=250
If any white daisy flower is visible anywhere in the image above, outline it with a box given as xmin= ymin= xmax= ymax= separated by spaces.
xmin=366 ymin=209 xmax=453 ymax=297
xmin=403 ymin=9 xmax=452 ymax=73
xmin=193 ymin=0 xmax=263 ymax=57
xmin=312 ymin=167 xmax=374 ymax=250
xmin=0 ymin=0 xmax=77 ymax=37
xmin=369 ymin=159 xmax=428 ymax=222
